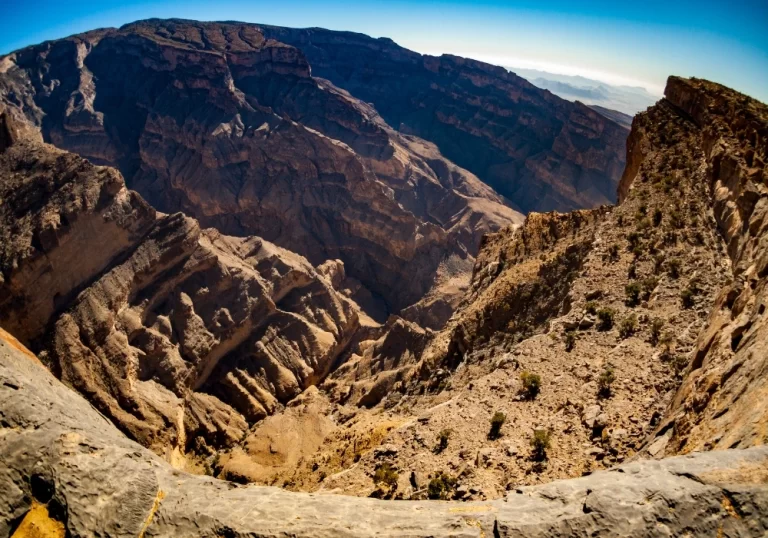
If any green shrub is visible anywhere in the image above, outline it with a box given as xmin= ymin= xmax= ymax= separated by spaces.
xmin=435 ymin=429 xmax=452 ymax=453
xmin=597 ymin=365 xmax=616 ymax=398
xmin=585 ymin=301 xmax=598 ymax=315
xmin=672 ymin=355 xmax=689 ymax=375
xmin=489 ymin=411 xmax=507 ymax=439
xmin=597 ymin=308 xmax=615 ymax=331
xmin=650 ymin=318 xmax=664 ymax=346
xmin=628 ymin=262 xmax=637 ymax=279
xmin=664 ymin=230 xmax=678 ymax=245
xmin=681 ymin=288 xmax=695 ymax=308
xmin=653 ymin=208 xmax=663 ymax=227
xmin=670 ymin=210 xmax=685 ymax=229
xmin=428 ymin=471 xmax=457 ymax=500
xmin=373 ymin=463 xmax=399 ymax=490
xmin=627 ymin=231 xmax=642 ymax=250
xmin=625 ymin=282 xmax=642 ymax=306
xmin=654 ymin=254 xmax=665 ymax=274
xmin=618 ymin=315 xmax=638 ymax=339
xmin=530 ymin=429 xmax=552 ymax=461
xmin=607 ymin=244 xmax=620 ymax=261
xmin=520 ymin=371 xmax=541 ymax=400
xmin=659 ymin=331 xmax=675 ymax=353
xmin=667 ymin=258 xmax=682 ymax=279
xmin=638 ymin=277 xmax=658 ymax=302
xmin=564 ymin=331 xmax=576 ymax=352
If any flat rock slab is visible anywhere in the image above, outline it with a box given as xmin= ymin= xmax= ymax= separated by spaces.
xmin=0 ymin=332 xmax=767 ymax=537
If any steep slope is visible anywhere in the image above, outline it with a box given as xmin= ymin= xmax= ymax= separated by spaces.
xmin=270 ymin=77 xmax=766 ymax=499
xmin=0 ymin=19 xmax=521 ymax=322
xmin=258 ymin=25 xmax=629 ymax=212
xmin=0 ymin=109 xmax=364 ymax=465
xmin=640 ymin=77 xmax=768 ymax=454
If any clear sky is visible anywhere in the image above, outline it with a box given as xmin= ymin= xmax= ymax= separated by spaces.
xmin=1 ymin=0 xmax=767 ymax=102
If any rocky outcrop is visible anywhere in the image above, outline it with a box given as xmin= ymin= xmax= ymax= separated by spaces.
xmin=0 ymin=123 xmax=362 ymax=462
xmin=635 ymin=77 xmax=768 ymax=454
xmin=2 ymin=333 xmax=767 ymax=537
xmin=259 ymin=25 xmax=630 ymax=213
xmin=0 ymin=19 xmax=521 ymax=319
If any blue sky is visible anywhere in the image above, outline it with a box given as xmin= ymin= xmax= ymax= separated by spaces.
xmin=1 ymin=0 xmax=767 ymax=102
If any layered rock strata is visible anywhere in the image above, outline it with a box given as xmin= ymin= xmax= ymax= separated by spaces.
xmin=259 ymin=24 xmax=629 ymax=212
xmin=0 ymin=19 xmax=523 ymax=320
xmin=0 ymin=121 xmax=362 ymax=462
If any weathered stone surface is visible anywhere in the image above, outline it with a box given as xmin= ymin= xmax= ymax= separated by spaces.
xmin=1 ymin=333 xmax=767 ymax=537
xmin=325 ymin=76 xmax=749 ymax=496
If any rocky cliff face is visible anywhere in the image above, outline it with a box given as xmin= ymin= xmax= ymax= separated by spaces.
xmin=0 ymin=19 xmax=522 ymax=322
xmin=636 ymin=77 xmax=768 ymax=454
xmin=0 ymin=117 xmax=365 ymax=464
xmin=258 ymin=25 xmax=629 ymax=213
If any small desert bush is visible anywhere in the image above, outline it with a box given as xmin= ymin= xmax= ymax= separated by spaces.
xmin=625 ymin=282 xmax=642 ymax=306
xmin=373 ymin=463 xmax=399 ymax=490
xmin=667 ymin=258 xmax=682 ymax=279
xmin=681 ymin=288 xmax=695 ymax=308
xmin=670 ymin=210 xmax=685 ymax=229
xmin=564 ymin=331 xmax=576 ymax=352
xmin=650 ymin=318 xmax=664 ymax=346
xmin=607 ymin=243 xmax=620 ymax=261
xmin=597 ymin=308 xmax=615 ymax=331
xmin=618 ymin=315 xmax=638 ymax=339
xmin=489 ymin=411 xmax=507 ymax=439
xmin=428 ymin=471 xmax=457 ymax=500
xmin=435 ymin=429 xmax=452 ymax=453
xmin=520 ymin=371 xmax=541 ymax=400
xmin=597 ymin=364 xmax=616 ymax=398
xmin=653 ymin=208 xmax=663 ymax=226
xmin=530 ymin=429 xmax=552 ymax=461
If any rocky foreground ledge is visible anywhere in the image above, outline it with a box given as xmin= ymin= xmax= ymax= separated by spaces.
xmin=1 ymin=330 xmax=766 ymax=537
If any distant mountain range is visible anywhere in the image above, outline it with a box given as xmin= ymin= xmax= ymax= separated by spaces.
xmin=510 ymin=67 xmax=661 ymax=116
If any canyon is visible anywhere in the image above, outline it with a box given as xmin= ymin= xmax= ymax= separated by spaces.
xmin=0 ymin=18 xmax=767 ymax=538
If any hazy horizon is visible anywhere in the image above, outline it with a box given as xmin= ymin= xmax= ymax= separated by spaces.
xmin=2 ymin=1 xmax=766 ymax=103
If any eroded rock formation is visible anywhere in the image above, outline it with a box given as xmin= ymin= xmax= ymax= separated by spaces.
xmin=0 ymin=19 xmax=523 ymax=321
xmin=636 ymin=77 xmax=768 ymax=454
xmin=0 ymin=120 xmax=363 ymax=463
xmin=290 ymin=76 xmax=767 ymax=498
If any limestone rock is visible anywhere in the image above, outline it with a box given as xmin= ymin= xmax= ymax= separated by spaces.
xmin=0 ymin=131 xmax=361 ymax=461
xmin=1 ymin=334 xmax=767 ymax=537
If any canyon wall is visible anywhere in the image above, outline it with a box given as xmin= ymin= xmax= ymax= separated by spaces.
xmin=0 ymin=19 xmax=522 ymax=320
xmin=259 ymin=24 xmax=629 ymax=212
